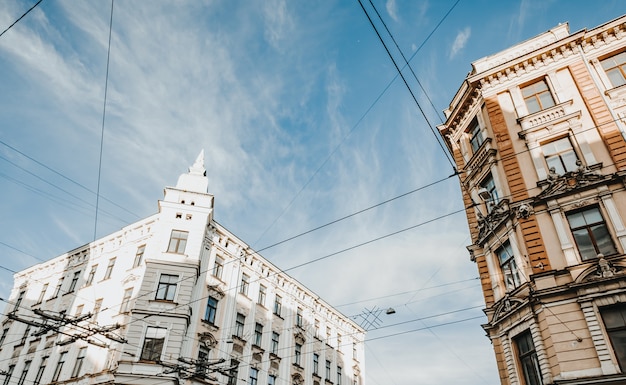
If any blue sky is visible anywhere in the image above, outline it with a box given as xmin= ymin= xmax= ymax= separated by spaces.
xmin=1 ymin=1 xmax=625 ymax=384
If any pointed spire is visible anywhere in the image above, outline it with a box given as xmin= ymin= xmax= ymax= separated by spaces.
xmin=175 ymin=150 xmax=209 ymax=193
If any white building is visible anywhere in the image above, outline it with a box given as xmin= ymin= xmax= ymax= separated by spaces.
xmin=0 ymin=151 xmax=365 ymax=385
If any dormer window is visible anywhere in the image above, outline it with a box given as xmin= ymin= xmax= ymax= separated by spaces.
xmin=469 ymin=118 xmax=484 ymax=153
xmin=522 ymin=79 xmax=555 ymax=114
xmin=601 ymin=51 xmax=626 ymax=88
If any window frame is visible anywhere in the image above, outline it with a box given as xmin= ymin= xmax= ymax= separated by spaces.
xmin=120 ymin=288 xmax=133 ymax=314
xmin=85 ymin=265 xmax=97 ymax=286
xmin=140 ymin=326 xmax=167 ymax=361
xmin=155 ymin=274 xmax=179 ymax=301
xmin=17 ymin=360 xmax=30 ymax=385
xmin=167 ymin=230 xmax=189 ymax=254
xmin=52 ymin=352 xmax=67 ymax=382
xmin=541 ymin=136 xmax=579 ymax=175
xmin=496 ymin=241 xmax=521 ymax=291
xmin=235 ymin=313 xmax=245 ymax=338
xmin=254 ymin=322 xmax=263 ymax=346
xmin=103 ymin=258 xmax=116 ymax=280
xmin=521 ymin=78 xmax=556 ymax=114
xmin=213 ymin=256 xmax=224 ymax=279
xmin=239 ymin=273 xmax=249 ymax=296
xmin=71 ymin=347 xmax=87 ymax=378
xmin=68 ymin=271 xmax=81 ymax=293
xmin=566 ymin=206 xmax=617 ymax=261
xmin=134 ymin=245 xmax=146 ymax=267
xmin=480 ymin=173 xmax=500 ymax=212
xmin=204 ymin=296 xmax=218 ymax=324
xmin=601 ymin=50 xmax=626 ymax=88
xmin=274 ymin=295 xmax=282 ymax=316
xmin=468 ymin=117 xmax=484 ymax=154
xmin=294 ymin=343 xmax=302 ymax=366
xmin=271 ymin=331 xmax=279 ymax=354
xmin=33 ymin=357 xmax=47 ymax=385
xmin=258 ymin=284 xmax=266 ymax=306
xmin=514 ymin=330 xmax=543 ymax=385
xmin=600 ymin=304 xmax=626 ymax=371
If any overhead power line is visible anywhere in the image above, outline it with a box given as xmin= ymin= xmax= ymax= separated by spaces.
xmin=0 ymin=0 xmax=44 ymax=39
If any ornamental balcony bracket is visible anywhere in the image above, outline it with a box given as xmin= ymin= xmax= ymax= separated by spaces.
xmin=476 ymin=199 xmax=512 ymax=244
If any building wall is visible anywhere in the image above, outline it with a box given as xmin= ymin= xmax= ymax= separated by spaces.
xmin=439 ymin=15 xmax=626 ymax=385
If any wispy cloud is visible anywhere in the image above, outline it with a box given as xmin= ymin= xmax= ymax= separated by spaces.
xmin=386 ymin=0 xmax=399 ymax=22
xmin=449 ymin=27 xmax=471 ymax=59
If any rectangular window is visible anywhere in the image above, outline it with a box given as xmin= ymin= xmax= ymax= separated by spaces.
xmin=601 ymin=51 xmax=626 ymax=88
xmin=268 ymin=374 xmax=276 ymax=385
xmin=140 ymin=327 xmax=167 ymax=361
xmin=75 ymin=304 xmax=84 ymax=316
xmin=155 ymin=274 xmax=179 ymax=301
xmin=68 ymin=271 xmax=80 ymax=293
xmin=85 ymin=265 xmax=97 ymax=286
xmin=134 ymin=245 xmax=146 ymax=267
xmin=480 ymin=174 xmax=499 ymax=212
xmin=167 ymin=230 xmax=188 ymax=254
xmin=204 ymin=296 xmax=218 ymax=324
xmin=522 ymin=79 xmax=555 ymax=114
xmin=120 ymin=288 xmax=133 ymax=313
xmin=254 ymin=323 xmax=263 ymax=346
xmin=71 ymin=347 xmax=86 ymax=378
xmin=497 ymin=241 xmax=521 ymax=291
xmin=325 ymin=360 xmax=331 ymax=379
xmin=93 ymin=298 xmax=103 ymax=317
xmin=337 ymin=366 xmax=342 ymax=385
xmin=21 ymin=325 xmax=31 ymax=345
xmin=213 ymin=256 xmax=224 ymax=279
xmin=567 ymin=206 xmax=617 ymax=260
xmin=468 ymin=118 xmax=484 ymax=153
xmin=52 ymin=352 xmax=67 ymax=382
xmin=0 ymin=328 xmax=9 ymax=347
xmin=296 ymin=307 xmax=303 ymax=327
xmin=274 ymin=295 xmax=282 ymax=316
xmin=33 ymin=357 xmax=47 ymax=385
xmin=37 ymin=284 xmax=48 ymax=304
xmin=227 ymin=360 xmax=239 ymax=385
xmin=14 ymin=290 xmax=25 ymax=312
xmin=271 ymin=332 xmax=279 ymax=354
xmin=197 ymin=346 xmax=210 ymax=376
xmin=542 ymin=137 xmax=578 ymax=175
xmin=240 ymin=273 xmax=249 ymax=296
xmin=249 ymin=367 xmax=258 ymax=385
xmin=3 ymin=365 xmax=14 ymax=385
xmin=52 ymin=278 xmax=64 ymax=298
xmin=294 ymin=343 xmax=302 ymax=365
xmin=514 ymin=330 xmax=543 ymax=385
xmin=235 ymin=313 xmax=245 ymax=338
xmin=103 ymin=258 xmax=116 ymax=280
xmin=258 ymin=285 xmax=266 ymax=306
xmin=600 ymin=304 xmax=626 ymax=371
xmin=17 ymin=361 xmax=30 ymax=385
xmin=313 ymin=353 xmax=319 ymax=375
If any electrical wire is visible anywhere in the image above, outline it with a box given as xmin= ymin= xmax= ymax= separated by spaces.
xmin=0 ymin=0 xmax=44 ymax=39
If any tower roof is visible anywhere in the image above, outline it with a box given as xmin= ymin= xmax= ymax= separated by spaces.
xmin=175 ymin=150 xmax=208 ymax=193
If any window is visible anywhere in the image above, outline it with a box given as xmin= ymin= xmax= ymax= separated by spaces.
xmin=167 ymin=230 xmax=188 ymax=254
xmin=228 ymin=360 xmax=239 ymax=385
xmin=600 ymin=304 xmax=626 ymax=370
xmin=254 ymin=323 xmax=263 ymax=346
xmin=235 ymin=313 xmax=245 ymax=338
xmin=204 ymin=296 xmax=218 ymax=324
xmin=601 ymin=51 xmax=626 ymax=88
xmin=353 ymin=342 xmax=357 ymax=359
xmin=71 ymin=347 xmax=86 ymax=378
xmin=497 ymin=241 xmax=521 ymax=291
xmin=542 ymin=137 xmax=578 ymax=175
xmin=52 ymin=352 xmax=67 ymax=382
xmin=468 ymin=118 xmax=484 ymax=153
xmin=268 ymin=375 xmax=276 ymax=385
xmin=258 ymin=285 xmax=266 ymax=306
xmin=33 ymin=357 xmax=47 ymax=385
xmin=271 ymin=332 xmax=279 ymax=354
xmin=274 ymin=295 xmax=282 ymax=316
xmin=337 ymin=366 xmax=342 ymax=385
xmin=249 ymin=367 xmax=258 ymax=385
xmin=140 ymin=327 xmax=167 ymax=361
xmin=213 ymin=256 xmax=224 ymax=279
xmin=567 ymin=206 xmax=617 ymax=260
xmin=13 ymin=290 xmax=25 ymax=312
xmin=325 ymin=360 xmax=331 ymax=379
xmin=155 ymin=274 xmax=179 ymax=301
xmin=17 ymin=361 xmax=30 ymax=385
xmin=120 ymin=288 xmax=133 ymax=313
xmin=52 ymin=278 xmax=64 ymax=298
xmin=0 ymin=328 xmax=8 ymax=347
xmin=103 ymin=258 xmax=116 ymax=280
xmin=93 ymin=298 xmax=103 ymax=317
xmin=68 ymin=271 xmax=80 ymax=293
xmin=37 ymin=284 xmax=48 ymax=304
xmin=514 ymin=330 xmax=543 ymax=385
xmin=480 ymin=174 xmax=499 ymax=212
xmin=21 ymin=325 xmax=31 ymax=345
xmin=197 ymin=346 xmax=210 ymax=376
xmin=522 ymin=79 xmax=555 ymax=114
xmin=294 ymin=343 xmax=302 ymax=366
xmin=313 ymin=353 xmax=319 ymax=375
xmin=3 ymin=365 xmax=14 ymax=385
xmin=134 ymin=245 xmax=145 ymax=267
xmin=75 ymin=304 xmax=84 ymax=316
xmin=240 ymin=273 xmax=249 ymax=296
xmin=85 ymin=265 xmax=97 ymax=286
xmin=296 ymin=307 xmax=303 ymax=327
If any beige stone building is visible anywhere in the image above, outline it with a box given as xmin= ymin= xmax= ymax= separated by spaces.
xmin=0 ymin=152 xmax=365 ymax=385
xmin=438 ymin=15 xmax=626 ymax=385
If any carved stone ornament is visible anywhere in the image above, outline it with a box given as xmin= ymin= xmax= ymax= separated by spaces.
xmin=491 ymin=297 xmax=524 ymax=323
xmin=476 ymin=199 xmax=512 ymax=242
xmin=198 ymin=332 xmax=217 ymax=348
xmin=538 ymin=164 xmax=607 ymax=199
xmin=596 ymin=255 xmax=618 ymax=278
xmin=516 ymin=203 xmax=533 ymax=219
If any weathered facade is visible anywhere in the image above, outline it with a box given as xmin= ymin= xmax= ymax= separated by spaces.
xmin=0 ymin=152 xmax=365 ymax=385
xmin=438 ymin=15 xmax=626 ymax=385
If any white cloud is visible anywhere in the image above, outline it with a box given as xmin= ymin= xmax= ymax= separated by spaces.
xmin=386 ymin=0 xmax=399 ymax=22
xmin=449 ymin=27 xmax=471 ymax=59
